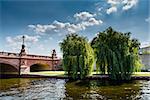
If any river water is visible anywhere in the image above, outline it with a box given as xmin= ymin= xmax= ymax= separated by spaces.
xmin=0 ymin=78 xmax=150 ymax=100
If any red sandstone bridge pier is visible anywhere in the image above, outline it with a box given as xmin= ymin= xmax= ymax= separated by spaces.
xmin=0 ymin=36 xmax=61 ymax=78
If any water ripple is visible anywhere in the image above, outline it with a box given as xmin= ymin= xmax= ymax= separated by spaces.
xmin=0 ymin=78 xmax=150 ymax=100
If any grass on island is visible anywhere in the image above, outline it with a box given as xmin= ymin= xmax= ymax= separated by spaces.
xmin=132 ymin=72 xmax=150 ymax=77
xmin=22 ymin=71 xmax=150 ymax=77
xmin=23 ymin=71 xmax=65 ymax=76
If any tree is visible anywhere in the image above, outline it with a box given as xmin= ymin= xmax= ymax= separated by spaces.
xmin=60 ymin=33 xmax=95 ymax=79
xmin=91 ymin=27 xmax=142 ymax=80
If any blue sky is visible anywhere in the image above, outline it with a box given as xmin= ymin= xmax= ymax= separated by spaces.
xmin=0 ymin=0 xmax=149 ymax=57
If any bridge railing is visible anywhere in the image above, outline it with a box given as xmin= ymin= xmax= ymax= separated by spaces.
xmin=26 ymin=54 xmax=52 ymax=59
xmin=0 ymin=52 xmax=19 ymax=57
xmin=0 ymin=52 xmax=58 ymax=60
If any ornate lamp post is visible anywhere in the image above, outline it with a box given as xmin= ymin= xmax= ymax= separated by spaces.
xmin=52 ymin=49 xmax=56 ymax=70
xmin=19 ymin=35 xmax=26 ymax=76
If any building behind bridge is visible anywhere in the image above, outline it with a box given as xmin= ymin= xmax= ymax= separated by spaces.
xmin=139 ymin=45 xmax=150 ymax=71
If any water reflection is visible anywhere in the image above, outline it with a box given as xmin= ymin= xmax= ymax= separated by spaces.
xmin=0 ymin=78 xmax=66 ymax=100
xmin=65 ymin=80 xmax=142 ymax=99
xmin=137 ymin=81 xmax=150 ymax=100
xmin=0 ymin=78 xmax=150 ymax=100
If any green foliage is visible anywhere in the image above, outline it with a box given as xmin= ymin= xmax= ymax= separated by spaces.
xmin=60 ymin=33 xmax=95 ymax=79
xmin=91 ymin=27 xmax=142 ymax=80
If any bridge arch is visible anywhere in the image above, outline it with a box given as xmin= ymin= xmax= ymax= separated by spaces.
xmin=30 ymin=63 xmax=50 ymax=72
xmin=0 ymin=60 xmax=19 ymax=70
xmin=0 ymin=63 xmax=19 ymax=78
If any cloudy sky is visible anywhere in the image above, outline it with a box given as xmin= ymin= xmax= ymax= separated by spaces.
xmin=0 ymin=0 xmax=149 ymax=57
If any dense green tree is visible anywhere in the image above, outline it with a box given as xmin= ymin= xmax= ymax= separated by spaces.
xmin=91 ymin=27 xmax=142 ymax=80
xmin=60 ymin=33 xmax=95 ymax=79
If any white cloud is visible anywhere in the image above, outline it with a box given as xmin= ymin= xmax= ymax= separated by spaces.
xmin=53 ymin=20 xmax=66 ymax=29
xmin=81 ymin=18 xmax=103 ymax=27
xmin=6 ymin=35 xmax=40 ymax=51
xmin=28 ymin=25 xmax=36 ymax=29
xmin=74 ymin=12 xmax=96 ymax=21
xmin=29 ymin=19 xmax=102 ymax=34
xmin=6 ymin=35 xmax=40 ymax=44
xmin=28 ymin=11 xmax=103 ymax=34
xmin=65 ymin=23 xmax=84 ymax=33
xmin=106 ymin=6 xmax=117 ymax=14
xmin=24 ymin=35 xmax=40 ymax=42
xmin=105 ymin=0 xmax=138 ymax=14
xmin=122 ymin=0 xmax=138 ymax=10
xmin=34 ymin=24 xmax=46 ymax=33
xmin=28 ymin=24 xmax=56 ymax=33
xmin=6 ymin=37 xmax=14 ymax=43
xmin=145 ymin=17 xmax=150 ymax=23
xmin=107 ymin=0 xmax=120 ymax=5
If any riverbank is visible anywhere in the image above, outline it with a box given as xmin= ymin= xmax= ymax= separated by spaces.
xmin=20 ymin=74 xmax=150 ymax=80
xmin=1 ymin=71 xmax=150 ymax=80
xmin=20 ymin=71 xmax=150 ymax=80
xmin=22 ymin=71 xmax=150 ymax=76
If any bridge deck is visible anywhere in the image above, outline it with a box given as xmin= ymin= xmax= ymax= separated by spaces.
xmin=0 ymin=52 xmax=59 ymax=60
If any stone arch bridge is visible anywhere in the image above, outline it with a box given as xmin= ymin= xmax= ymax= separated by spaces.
xmin=0 ymin=51 xmax=61 ymax=77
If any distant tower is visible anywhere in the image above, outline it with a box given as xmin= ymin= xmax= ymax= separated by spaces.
xmin=19 ymin=35 xmax=26 ymax=56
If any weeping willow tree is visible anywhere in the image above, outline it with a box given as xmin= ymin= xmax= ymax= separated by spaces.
xmin=60 ymin=33 xmax=95 ymax=79
xmin=91 ymin=27 xmax=142 ymax=80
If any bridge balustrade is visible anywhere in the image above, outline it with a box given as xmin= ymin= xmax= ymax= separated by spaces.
xmin=27 ymin=54 xmax=52 ymax=59
xmin=0 ymin=52 xmax=58 ymax=60
xmin=0 ymin=52 xmax=19 ymax=57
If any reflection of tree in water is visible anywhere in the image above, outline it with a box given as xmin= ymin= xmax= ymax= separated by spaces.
xmin=65 ymin=80 xmax=141 ymax=100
